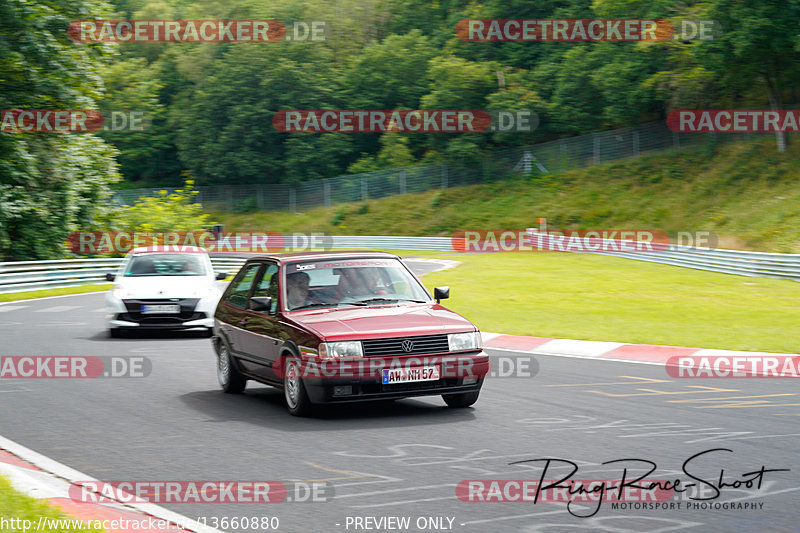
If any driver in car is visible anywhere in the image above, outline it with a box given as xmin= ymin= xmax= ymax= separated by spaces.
xmin=286 ymin=271 xmax=322 ymax=309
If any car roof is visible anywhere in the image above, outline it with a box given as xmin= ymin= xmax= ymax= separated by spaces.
xmin=128 ymin=246 xmax=209 ymax=255
xmin=244 ymin=250 xmax=400 ymax=264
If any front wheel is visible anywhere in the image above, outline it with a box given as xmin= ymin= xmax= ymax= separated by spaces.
xmin=284 ymin=357 xmax=313 ymax=417
xmin=442 ymin=390 xmax=480 ymax=408
xmin=217 ymin=342 xmax=247 ymax=394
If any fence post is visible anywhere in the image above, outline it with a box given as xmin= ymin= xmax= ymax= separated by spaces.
xmin=225 ymin=187 xmax=233 ymax=211
xmin=673 ymin=131 xmax=680 ymax=148
xmin=324 ymin=179 xmax=331 ymax=208
xmin=361 ymin=178 xmax=368 ymax=201
xmin=257 ymin=185 xmax=265 ymax=209
xmin=399 ymin=170 xmax=406 ymax=195
xmin=559 ymin=139 xmax=566 ymax=173
xmin=632 ymin=129 xmax=640 ymax=157
xmin=289 ymin=188 xmax=296 ymax=213
xmin=441 ymin=166 xmax=448 ymax=189
xmin=593 ymin=133 xmax=600 ymax=165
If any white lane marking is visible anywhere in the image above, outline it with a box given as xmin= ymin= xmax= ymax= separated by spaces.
xmin=336 ymin=483 xmax=455 ymax=499
xmin=33 ymin=306 xmax=81 ymax=313
xmin=0 ymin=306 xmax=28 ymax=313
xmin=535 ymin=338 xmax=624 ymax=357
xmin=0 ymin=290 xmax=105 ymax=306
xmin=0 ymin=435 xmax=224 ymax=533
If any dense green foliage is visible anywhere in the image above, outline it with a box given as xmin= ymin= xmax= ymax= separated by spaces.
xmin=97 ymin=0 xmax=800 ymax=185
xmin=0 ymin=0 xmax=121 ymax=260
xmin=2 ymin=0 xmax=800 ymax=259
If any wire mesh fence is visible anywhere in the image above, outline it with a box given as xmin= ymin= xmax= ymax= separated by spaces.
xmin=113 ymin=121 xmax=776 ymax=212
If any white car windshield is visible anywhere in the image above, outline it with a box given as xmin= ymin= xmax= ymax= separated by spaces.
xmin=124 ymin=254 xmax=207 ymax=277
xmin=285 ymin=258 xmax=430 ymax=310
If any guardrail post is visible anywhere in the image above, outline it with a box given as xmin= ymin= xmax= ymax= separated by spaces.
xmin=225 ymin=187 xmax=234 ymax=211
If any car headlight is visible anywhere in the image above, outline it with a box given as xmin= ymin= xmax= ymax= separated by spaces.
xmin=448 ymin=331 xmax=481 ymax=351
xmin=318 ymin=341 xmax=363 ymax=359
xmin=112 ymin=286 xmax=129 ymax=300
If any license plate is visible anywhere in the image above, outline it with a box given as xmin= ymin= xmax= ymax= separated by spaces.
xmin=141 ymin=304 xmax=180 ymax=314
xmin=382 ymin=365 xmax=439 ymax=384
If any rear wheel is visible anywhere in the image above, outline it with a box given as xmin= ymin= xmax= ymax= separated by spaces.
xmin=284 ymin=357 xmax=313 ymax=417
xmin=442 ymin=390 xmax=480 ymax=408
xmin=217 ymin=342 xmax=247 ymax=394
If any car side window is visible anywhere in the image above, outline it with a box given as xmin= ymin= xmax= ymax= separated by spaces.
xmin=252 ymin=264 xmax=279 ymax=314
xmin=224 ymin=263 xmax=262 ymax=309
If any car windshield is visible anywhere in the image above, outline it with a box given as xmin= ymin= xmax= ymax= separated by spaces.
xmin=285 ymin=258 xmax=430 ymax=311
xmin=124 ymin=254 xmax=207 ymax=277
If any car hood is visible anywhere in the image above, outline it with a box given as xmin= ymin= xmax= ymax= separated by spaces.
xmin=115 ymin=276 xmax=218 ymax=299
xmin=288 ymin=303 xmax=477 ymax=341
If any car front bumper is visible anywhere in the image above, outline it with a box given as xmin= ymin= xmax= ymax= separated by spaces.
xmin=298 ymin=352 xmax=490 ymax=404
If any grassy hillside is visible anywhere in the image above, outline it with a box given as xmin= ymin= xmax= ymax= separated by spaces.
xmin=209 ymin=138 xmax=800 ymax=252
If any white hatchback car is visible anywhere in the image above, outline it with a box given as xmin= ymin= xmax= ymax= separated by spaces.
xmin=105 ymin=246 xmax=226 ymax=337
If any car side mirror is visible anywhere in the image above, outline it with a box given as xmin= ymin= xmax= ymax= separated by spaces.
xmin=249 ymin=296 xmax=272 ymax=312
xmin=215 ymin=272 xmax=227 ymax=280
xmin=434 ymin=286 xmax=450 ymax=303
xmin=105 ymin=273 xmax=116 ymax=282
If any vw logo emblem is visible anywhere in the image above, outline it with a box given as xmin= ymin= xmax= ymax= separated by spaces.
xmin=401 ymin=340 xmax=415 ymax=352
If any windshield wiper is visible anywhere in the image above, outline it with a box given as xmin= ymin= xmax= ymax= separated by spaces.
xmin=292 ymin=302 xmax=361 ymax=310
xmin=352 ymin=297 xmax=401 ymax=305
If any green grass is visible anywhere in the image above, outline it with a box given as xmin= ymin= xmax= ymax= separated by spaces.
xmin=0 ymin=475 xmax=100 ymax=533
xmin=208 ymin=138 xmax=800 ymax=252
xmin=419 ymin=252 xmax=800 ymax=353
xmin=0 ymin=284 xmax=111 ymax=303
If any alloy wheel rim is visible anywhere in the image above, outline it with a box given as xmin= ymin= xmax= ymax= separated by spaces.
xmin=217 ymin=345 xmax=230 ymax=386
xmin=285 ymin=362 xmax=299 ymax=408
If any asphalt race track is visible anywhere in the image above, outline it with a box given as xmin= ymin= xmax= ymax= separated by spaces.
xmin=0 ymin=260 xmax=798 ymax=533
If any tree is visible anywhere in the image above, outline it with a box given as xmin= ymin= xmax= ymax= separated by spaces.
xmin=0 ymin=0 xmax=121 ymax=260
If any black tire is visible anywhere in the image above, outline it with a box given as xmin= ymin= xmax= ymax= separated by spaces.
xmin=442 ymin=390 xmax=480 ymax=408
xmin=217 ymin=341 xmax=247 ymax=394
xmin=204 ymin=328 xmax=214 ymax=338
xmin=108 ymin=328 xmax=123 ymax=338
xmin=283 ymin=357 xmax=313 ymax=417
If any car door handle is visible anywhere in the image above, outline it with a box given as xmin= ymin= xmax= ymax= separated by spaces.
xmin=238 ymin=318 xmax=251 ymax=327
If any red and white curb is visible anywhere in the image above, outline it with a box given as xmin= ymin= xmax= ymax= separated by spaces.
xmin=481 ymin=333 xmax=798 ymax=365
xmin=0 ymin=436 xmax=222 ymax=533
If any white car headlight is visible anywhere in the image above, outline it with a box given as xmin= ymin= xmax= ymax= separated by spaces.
xmin=318 ymin=341 xmax=364 ymax=359
xmin=448 ymin=331 xmax=481 ymax=351
xmin=112 ymin=286 xmax=129 ymax=300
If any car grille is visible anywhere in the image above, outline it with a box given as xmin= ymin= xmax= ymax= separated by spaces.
xmin=120 ymin=298 xmax=201 ymax=324
xmin=361 ymin=334 xmax=449 ymax=357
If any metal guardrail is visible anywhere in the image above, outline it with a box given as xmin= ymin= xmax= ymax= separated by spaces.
xmin=1 ymin=237 xmax=798 ymax=293
xmin=0 ymin=257 xmax=248 ymax=294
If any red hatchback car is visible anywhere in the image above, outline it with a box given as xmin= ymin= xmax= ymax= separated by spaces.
xmin=212 ymin=251 xmax=489 ymax=416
